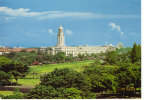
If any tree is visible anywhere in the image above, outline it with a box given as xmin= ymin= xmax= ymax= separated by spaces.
xmin=66 ymin=54 xmax=74 ymax=62
xmin=131 ymin=65 xmax=141 ymax=92
xmin=136 ymin=44 xmax=141 ymax=62
xmin=11 ymin=71 xmax=20 ymax=84
xmin=26 ymin=85 xmax=57 ymax=99
xmin=40 ymin=68 xmax=91 ymax=91
xmin=0 ymin=71 xmax=11 ymax=86
xmin=11 ymin=62 xmax=29 ymax=83
xmin=116 ymin=63 xmax=134 ymax=96
xmin=5 ymin=51 xmax=38 ymax=65
xmin=131 ymin=43 xmax=141 ymax=63
xmin=5 ymin=52 xmax=16 ymax=59
xmin=105 ymin=51 xmax=117 ymax=65
xmin=55 ymin=52 xmax=66 ymax=63
xmin=58 ymin=88 xmax=83 ymax=99
xmin=78 ymin=54 xmax=85 ymax=61
xmin=27 ymin=86 xmax=90 ymax=99
xmin=0 ymin=57 xmax=29 ymax=84
xmin=0 ymin=57 xmax=13 ymax=73
xmin=84 ymin=65 xmax=117 ymax=93
xmin=101 ymin=73 xmax=118 ymax=93
xmin=27 ymin=68 xmax=95 ymax=99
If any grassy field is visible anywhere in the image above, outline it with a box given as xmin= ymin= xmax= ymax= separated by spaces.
xmin=12 ymin=60 xmax=94 ymax=86
xmin=0 ymin=91 xmax=14 ymax=96
xmin=30 ymin=60 xmax=94 ymax=74
xmin=12 ymin=79 xmax=40 ymax=87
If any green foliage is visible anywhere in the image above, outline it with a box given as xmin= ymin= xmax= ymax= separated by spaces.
xmin=27 ymin=68 xmax=96 ymax=99
xmin=1 ymin=43 xmax=141 ymax=98
xmin=130 ymin=64 xmax=141 ymax=90
xmin=78 ymin=54 xmax=85 ymax=60
xmin=104 ymin=44 xmax=141 ymax=65
xmin=105 ymin=51 xmax=117 ymax=65
xmin=0 ymin=57 xmax=13 ymax=72
xmin=26 ymin=85 xmax=56 ymax=99
xmin=0 ymin=56 xmax=29 ymax=85
xmin=131 ymin=43 xmax=141 ymax=63
xmin=2 ymin=88 xmax=24 ymax=99
xmin=40 ymin=68 xmax=91 ymax=91
xmin=115 ymin=62 xmax=141 ymax=96
xmin=55 ymin=52 xmax=66 ymax=63
xmin=0 ymin=71 xmax=11 ymax=86
xmin=5 ymin=51 xmax=37 ymax=65
xmin=61 ymin=88 xmax=83 ymax=99
xmin=116 ymin=63 xmax=133 ymax=87
xmin=0 ymin=94 xmax=4 ymax=98
xmin=27 ymin=85 xmax=86 ymax=99
xmin=84 ymin=65 xmax=117 ymax=93
xmin=11 ymin=71 xmax=20 ymax=83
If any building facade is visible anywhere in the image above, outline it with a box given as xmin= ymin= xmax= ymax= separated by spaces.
xmin=40 ymin=26 xmax=116 ymax=56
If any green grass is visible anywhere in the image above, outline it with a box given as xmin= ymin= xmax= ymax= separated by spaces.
xmin=11 ymin=60 xmax=94 ymax=86
xmin=30 ymin=60 xmax=94 ymax=74
xmin=0 ymin=91 xmax=14 ymax=96
xmin=12 ymin=79 xmax=40 ymax=87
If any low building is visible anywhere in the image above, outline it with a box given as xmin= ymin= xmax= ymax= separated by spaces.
xmin=0 ymin=48 xmax=38 ymax=55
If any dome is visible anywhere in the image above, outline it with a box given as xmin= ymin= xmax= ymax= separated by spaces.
xmin=109 ymin=44 xmax=113 ymax=46
xmin=59 ymin=25 xmax=63 ymax=29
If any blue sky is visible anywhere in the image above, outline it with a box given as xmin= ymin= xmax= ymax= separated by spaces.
xmin=0 ymin=0 xmax=141 ymax=47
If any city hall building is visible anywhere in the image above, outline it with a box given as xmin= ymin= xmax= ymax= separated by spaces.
xmin=40 ymin=26 xmax=116 ymax=56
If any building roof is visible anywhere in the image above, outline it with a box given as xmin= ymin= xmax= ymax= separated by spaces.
xmin=0 ymin=48 xmax=38 ymax=52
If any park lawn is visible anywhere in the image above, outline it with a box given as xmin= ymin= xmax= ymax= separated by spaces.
xmin=10 ymin=60 xmax=94 ymax=87
xmin=0 ymin=91 xmax=14 ymax=96
xmin=13 ymin=60 xmax=94 ymax=86
xmin=29 ymin=60 xmax=94 ymax=74
xmin=11 ymin=60 xmax=117 ymax=87
xmin=12 ymin=78 xmax=40 ymax=87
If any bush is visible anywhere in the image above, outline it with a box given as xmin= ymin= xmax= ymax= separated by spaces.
xmin=40 ymin=68 xmax=91 ymax=91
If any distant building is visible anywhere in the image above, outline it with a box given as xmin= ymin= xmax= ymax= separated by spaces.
xmin=117 ymin=42 xmax=124 ymax=49
xmin=0 ymin=48 xmax=38 ymax=55
xmin=40 ymin=26 xmax=116 ymax=56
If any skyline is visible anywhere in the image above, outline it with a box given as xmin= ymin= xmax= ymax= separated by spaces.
xmin=0 ymin=0 xmax=141 ymax=47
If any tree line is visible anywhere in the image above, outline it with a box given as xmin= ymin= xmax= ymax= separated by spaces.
xmin=4 ymin=50 xmax=95 ymax=65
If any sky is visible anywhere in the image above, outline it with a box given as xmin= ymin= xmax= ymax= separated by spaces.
xmin=0 ymin=0 xmax=141 ymax=47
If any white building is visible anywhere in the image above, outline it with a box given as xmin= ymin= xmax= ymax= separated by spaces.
xmin=40 ymin=26 xmax=116 ymax=56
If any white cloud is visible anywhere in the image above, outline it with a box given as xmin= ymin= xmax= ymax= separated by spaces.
xmin=37 ymin=12 xmax=140 ymax=20
xmin=0 ymin=7 xmax=140 ymax=19
xmin=0 ymin=7 xmax=58 ymax=17
xmin=48 ymin=29 xmax=54 ymax=35
xmin=65 ymin=29 xmax=73 ymax=35
xmin=108 ymin=22 xmax=124 ymax=35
